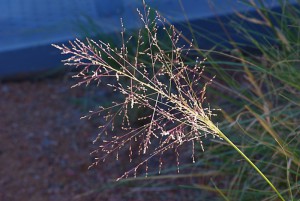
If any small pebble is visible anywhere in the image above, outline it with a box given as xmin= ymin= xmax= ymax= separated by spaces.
xmin=1 ymin=85 xmax=9 ymax=93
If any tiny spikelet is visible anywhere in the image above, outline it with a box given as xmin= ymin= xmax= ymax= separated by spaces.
xmin=53 ymin=2 xmax=220 ymax=180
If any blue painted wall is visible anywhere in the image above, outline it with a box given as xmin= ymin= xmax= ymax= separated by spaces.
xmin=0 ymin=0 xmax=294 ymax=79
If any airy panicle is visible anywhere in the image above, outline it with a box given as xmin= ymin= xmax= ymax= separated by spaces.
xmin=53 ymin=4 xmax=221 ymax=180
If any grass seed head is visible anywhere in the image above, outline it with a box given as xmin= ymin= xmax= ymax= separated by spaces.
xmin=53 ymin=3 xmax=221 ymax=180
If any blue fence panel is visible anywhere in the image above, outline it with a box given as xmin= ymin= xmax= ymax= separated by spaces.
xmin=0 ymin=0 xmax=294 ymax=79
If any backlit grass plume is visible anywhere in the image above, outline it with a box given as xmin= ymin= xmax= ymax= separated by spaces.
xmin=53 ymin=3 xmax=284 ymax=200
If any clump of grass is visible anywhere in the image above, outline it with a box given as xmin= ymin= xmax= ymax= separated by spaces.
xmin=53 ymin=2 xmax=286 ymax=200
xmin=176 ymin=0 xmax=300 ymax=200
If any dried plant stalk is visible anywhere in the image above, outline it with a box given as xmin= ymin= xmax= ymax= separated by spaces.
xmin=53 ymin=3 xmax=284 ymax=200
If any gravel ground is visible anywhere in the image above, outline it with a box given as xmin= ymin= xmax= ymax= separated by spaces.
xmin=0 ymin=77 xmax=216 ymax=201
xmin=0 ymin=77 xmax=120 ymax=201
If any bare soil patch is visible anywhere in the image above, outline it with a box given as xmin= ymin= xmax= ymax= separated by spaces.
xmin=0 ymin=77 xmax=212 ymax=201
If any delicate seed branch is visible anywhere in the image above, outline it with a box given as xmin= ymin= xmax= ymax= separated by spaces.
xmin=53 ymin=3 xmax=221 ymax=180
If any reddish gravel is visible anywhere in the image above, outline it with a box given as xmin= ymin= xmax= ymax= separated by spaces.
xmin=0 ymin=78 xmax=118 ymax=201
xmin=0 ymin=77 xmax=215 ymax=201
